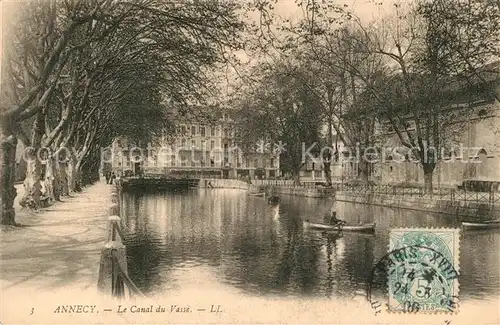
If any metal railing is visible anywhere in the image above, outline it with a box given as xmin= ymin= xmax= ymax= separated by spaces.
xmin=252 ymin=180 xmax=500 ymax=205
xmin=252 ymin=180 xmax=323 ymax=187
xmin=338 ymin=183 xmax=500 ymax=205
xmin=97 ymin=189 xmax=145 ymax=298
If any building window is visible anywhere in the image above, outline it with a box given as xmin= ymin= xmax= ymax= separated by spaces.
xmin=254 ymin=159 xmax=259 ymax=168
xmin=211 ymin=140 xmax=215 ymax=150
xmin=181 ymin=125 xmax=187 ymax=134
xmin=181 ymin=139 xmax=187 ymax=147
xmin=210 ymin=127 xmax=215 ymax=136
xmin=201 ymin=140 xmax=205 ymax=150
xmin=171 ymin=155 xmax=176 ymax=166
xmin=191 ymin=125 xmax=196 ymax=135
xmin=200 ymin=126 xmax=206 ymax=137
xmin=191 ymin=139 xmax=196 ymax=148
xmin=270 ymin=158 xmax=274 ymax=168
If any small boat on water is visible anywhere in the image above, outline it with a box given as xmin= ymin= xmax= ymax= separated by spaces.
xmin=249 ymin=192 xmax=266 ymax=197
xmin=303 ymin=220 xmax=376 ymax=233
xmin=462 ymin=219 xmax=500 ymax=230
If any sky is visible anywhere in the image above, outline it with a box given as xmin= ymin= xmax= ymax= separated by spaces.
xmin=272 ymin=0 xmax=398 ymax=24
xmin=0 ymin=0 xmax=403 ymax=101
xmin=222 ymin=0 xmax=402 ymax=92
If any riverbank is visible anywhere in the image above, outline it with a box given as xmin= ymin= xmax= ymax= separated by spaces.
xmin=0 ymin=181 xmax=112 ymax=296
xmin=250 ymin=184 xmax=335 ymax=198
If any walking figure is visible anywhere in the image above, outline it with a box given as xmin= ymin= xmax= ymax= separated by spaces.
xmin=110 ymin=172 xmax=116 ymax=185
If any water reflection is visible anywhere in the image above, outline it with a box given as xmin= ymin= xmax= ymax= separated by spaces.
xmin=120 ymin=189 xmax=500 ymax=301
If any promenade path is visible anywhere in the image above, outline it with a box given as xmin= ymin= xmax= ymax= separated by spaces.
xmin=1 ymin=181 xmax=112 ymax=299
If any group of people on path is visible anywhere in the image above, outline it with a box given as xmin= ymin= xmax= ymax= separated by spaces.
xmin=105 ymin=172 xmax=116 ymax=185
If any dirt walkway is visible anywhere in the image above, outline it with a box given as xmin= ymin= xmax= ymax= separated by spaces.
xmin=0 ymin=180 xmax=112 ymax=294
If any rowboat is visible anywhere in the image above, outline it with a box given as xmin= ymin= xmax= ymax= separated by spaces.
xmin=303 ymin=220 xmax=376 ymax=233
xmin=249 ymin=192 xmax=265 ymax=197
xmin=462 ymin=220 xmax=500 ymax=230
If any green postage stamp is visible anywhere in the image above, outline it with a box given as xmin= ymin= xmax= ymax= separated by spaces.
xmin=387 ymin=228 xmax=460 ymax=313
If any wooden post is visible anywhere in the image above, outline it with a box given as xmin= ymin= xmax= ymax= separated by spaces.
xmin=111 ymin=192 xmax=119 ymax=204
xmin=109 ymin=203 xmax=120 ymax=216
xmin=97 ymin=216 xmax=128 ymax=298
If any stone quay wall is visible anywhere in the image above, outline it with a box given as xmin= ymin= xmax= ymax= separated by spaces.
xmin=254 ymin=185 xmax=335 ymax=198
xmin=271 ymin=186 xmax=335 ymax=198
xmin=335 ymin=191 xmax=500 ymax=221
xmin=199 ymin=179 xmax=249 ymax=189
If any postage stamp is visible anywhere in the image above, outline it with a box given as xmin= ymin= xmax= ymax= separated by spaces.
xmin=385 ymin=228 xmax=461 ymax=313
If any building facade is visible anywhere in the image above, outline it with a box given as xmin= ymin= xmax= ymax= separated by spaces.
xmin=297 ymin=134 xmax=347 ymax=183
xmin=111 ymin=115 xmax=280 ymax=179
xmin=372 ymin=79 xmax=500 ymax=187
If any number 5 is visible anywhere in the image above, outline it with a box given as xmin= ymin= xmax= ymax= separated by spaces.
xmin=415 ymin=279 xmax=431 ymax=298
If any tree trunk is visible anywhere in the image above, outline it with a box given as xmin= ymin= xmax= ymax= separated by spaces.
xmin=357 ymin=159 xmax=371 ymax=183
xmin=67 ymin=156 xmax=77 ymax=192
xmin=324 ymin=118 xmax=334 ymax=186
xmin=423 ymin=163 xmax=434 ymax=194
xmin=91 ymin=160 xmax=100 ymax=183
xmin=0 ymin=135 xmax=18 ymax=225
xmin=74 ymin=168 xmax=82 ymax=192
xmin=293 ymin=165 xmax=301 ymax=185
xmin=74 ymin=156 xmax=84 ymax=192
xmin=82 ymin=154 xmax=100 ymax=186
xmin=21 ymin=110 xmax=46 ymax=209
xmin=45 ymin=156 xmax=61 ymax=202
xmin=323 ymin=161 xmax=332 ymax=186
xmin=21 ymin=148 xmax=42 ymax=209
xmin=58 ymin=161 xmax=69 ymax=196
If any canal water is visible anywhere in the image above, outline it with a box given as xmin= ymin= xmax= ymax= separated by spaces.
xmin=120 ymin=189 xmax=500 ymax=302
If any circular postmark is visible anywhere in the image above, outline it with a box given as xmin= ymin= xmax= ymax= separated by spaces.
xmin=367 ymin=245 xmax=459 ymax=314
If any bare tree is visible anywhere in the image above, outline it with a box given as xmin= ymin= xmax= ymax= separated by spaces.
xmin=276 ymin=0 xmax=499 ymax=191
xmin=234 ymin=60 xmax=323 ymax=184
xmin=1 ymin=0 xmax=114 ymax=224
xmin=0 ymin=0 xmax=253 ymax=225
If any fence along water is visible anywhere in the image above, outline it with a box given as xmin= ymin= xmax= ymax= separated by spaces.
xmin=253 ymin=179 xmax=500 ymax=205
xmin=97 ymin=188 xmax=145 ymax=298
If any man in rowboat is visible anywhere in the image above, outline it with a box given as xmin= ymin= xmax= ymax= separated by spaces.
xmin=324 ymin=206 xmax=346 ymax=226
